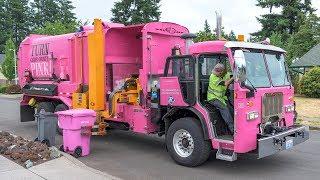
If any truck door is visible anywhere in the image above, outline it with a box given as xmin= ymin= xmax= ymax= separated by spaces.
xmin=164 ymin=56 xmax=196 ymax=105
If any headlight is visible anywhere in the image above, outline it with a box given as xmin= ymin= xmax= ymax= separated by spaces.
xmin=285 ymin=105 xmax=295 ymax=113
xmin=247 ymin=111 xmax=259 ymax=121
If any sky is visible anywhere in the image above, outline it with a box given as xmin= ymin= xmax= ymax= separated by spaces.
xmin=72 ymin=0 xmax=320 ymax=38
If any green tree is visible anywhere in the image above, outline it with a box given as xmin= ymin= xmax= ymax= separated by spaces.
xmin=111 ymin=0 xmax=161 ymax=25
xmin=194 ymin=20 xmax=217 ymax=42
xmin=0 ymin=0 xmax=7 ymax=52
xmin=286 ymin=14 xmax=320 ymax=65
xmin=253 ymin=0 xmax=316 ymax=40
xmin=269 ymin=32 xmax=286 ymax=49
xmin=34 ymin=21 xmax=79 ymax=35
xmin=204 ymin=20 xmax=211 ymax=34
xmin=1 ymin=38 xmax=16 ymax=82
xmin=0 ymin=0 xmax=31 ymax=52
xmin=194 ymin=31 xmax=217 ymax=43
xmin=226 ymin=30 xmax=237 ymax=41
xmin=31 ymin=0 xmax=76 ymax=28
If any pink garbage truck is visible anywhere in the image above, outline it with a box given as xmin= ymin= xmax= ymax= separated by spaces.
xmin=18 ymin=19 xmax=309 ymax=166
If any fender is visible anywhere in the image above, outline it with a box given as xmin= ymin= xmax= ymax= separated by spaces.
xmin=163 ymin=107 xmax=210 ymax=140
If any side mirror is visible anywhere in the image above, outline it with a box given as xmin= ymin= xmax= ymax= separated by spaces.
xmin=234 ymin=50 xmax=246 ymax=83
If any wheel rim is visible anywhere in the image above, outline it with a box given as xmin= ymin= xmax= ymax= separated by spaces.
xmin=173 ymin=129 xmax=194 ymax=158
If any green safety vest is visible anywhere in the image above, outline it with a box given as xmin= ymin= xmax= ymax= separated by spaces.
xmin=207 ymin=73 xmax=230 ymax=105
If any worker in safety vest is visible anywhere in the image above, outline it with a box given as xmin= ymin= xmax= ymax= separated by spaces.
xmin=207 ymin=63 xmax=234 ymax=134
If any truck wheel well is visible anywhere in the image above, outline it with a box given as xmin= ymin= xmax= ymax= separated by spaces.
xmin=163 ymin=108 xmax=209 ymax=140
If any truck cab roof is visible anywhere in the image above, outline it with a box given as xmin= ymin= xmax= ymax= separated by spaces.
xmin=189 ymin=41 xmax=286 ymax=55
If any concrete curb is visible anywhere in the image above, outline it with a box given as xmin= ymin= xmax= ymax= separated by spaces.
xmin=0 ymin=94 xmax=22 ymax=100
xmin=310 ymin=126 xmax=320 ymax=131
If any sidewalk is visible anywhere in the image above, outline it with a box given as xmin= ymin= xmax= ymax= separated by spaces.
xmin=0 ymin=153 xmax=120 ymax=180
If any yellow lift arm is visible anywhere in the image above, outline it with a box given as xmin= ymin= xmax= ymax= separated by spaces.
xmin=88 ymin=19 xmax=106 ymax=111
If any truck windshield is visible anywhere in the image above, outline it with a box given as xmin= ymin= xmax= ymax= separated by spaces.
xmin=242 ymin=49 xmax=290 ymax=88
xmin=243 ymin=51 xmax=270 ymax=88
xmin=264 ymin=52 xmax=290 ymax=86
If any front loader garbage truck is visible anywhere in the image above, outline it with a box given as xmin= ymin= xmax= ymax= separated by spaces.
xmin=18 ymin=19 xmax=309 ymax=167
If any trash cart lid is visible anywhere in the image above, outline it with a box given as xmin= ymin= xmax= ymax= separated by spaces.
xmin=55 ymin=109 xmax=96 ymax=117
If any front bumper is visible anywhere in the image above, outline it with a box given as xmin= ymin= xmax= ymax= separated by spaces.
xmin=258 ymin=125 xmax=309 ymax=159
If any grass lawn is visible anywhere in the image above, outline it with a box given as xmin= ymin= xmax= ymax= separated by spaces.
xmin=295 ymin=95 xmax=320 ymax=128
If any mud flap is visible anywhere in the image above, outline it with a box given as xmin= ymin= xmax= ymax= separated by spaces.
xmin=258 ymin=126 xmax=309 ymax=159
xmin=20 ymin=105 xmax=35 ymax=122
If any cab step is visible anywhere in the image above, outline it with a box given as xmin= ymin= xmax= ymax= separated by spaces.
xmin=216 ymin=148 xmax=237 ymax=162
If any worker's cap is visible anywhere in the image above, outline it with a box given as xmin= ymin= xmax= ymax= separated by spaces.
xmin=213 ymin=63 xmax=225 ymax=75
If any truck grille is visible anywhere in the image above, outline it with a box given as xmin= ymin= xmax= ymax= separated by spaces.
xmin=262 ymin=93 xmax=283 ymax=123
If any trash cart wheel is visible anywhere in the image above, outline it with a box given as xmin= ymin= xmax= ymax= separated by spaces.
xmin=41 ymin=139 xmax=50 ymax=147
xmin=59 ymin=145 xmax=64 ymax=152
xmin=73 ymin=147 xmax=82 ymax=158
xmin=55 ymin=104 xmax=69 ymax=135
xmin=34 ymin=137 xmax=39 ymax=142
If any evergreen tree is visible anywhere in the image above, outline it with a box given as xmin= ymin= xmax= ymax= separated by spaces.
xmin=0 ymin=0 xmax=7 ymax=53
xmin=269 ymin=32 xmax=286 ymax=49
xmin=34 ymin=21 xmax=79 ymax=35
xmin=286 ymin=14 xmax=320 ymax=65
xmin=111 ymin=0 xmax=161 ymax=25
xmin=0 ymin=0 xmax=31 ymax=52
xmin=226 ymin=30 xmax=237 ymax=41
xmin=204 ymin=20 xmax=211 ymax=34
xmin=194 ymin=20 xmax=217 ymax=42
xmin=1 ymin=38 xmax=16 ymax=82
xmin=31 ymin=0 xmax=76 ymax=28
xmin=253 ymin=0 xmax=316 ymax=40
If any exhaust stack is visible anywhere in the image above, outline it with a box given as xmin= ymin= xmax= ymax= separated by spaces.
xmin=181 ymin=33 xmax=197 ymax=55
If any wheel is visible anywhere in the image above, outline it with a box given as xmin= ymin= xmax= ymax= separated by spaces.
xmin=41 ymin=139 xmax=50 ymax=147
xmin=166 ymin=117 xmax=211 ymax=167
xmin=73 ymin=147 xmax=82 ymax=158
xmin=34 ymin=137 xmax=39 ymax=142
xmin=37 ymin=102 xmax=55 ymax=113
xmin=54 ymin=104 xmax=69 ymax=135
xmin=59 ymin=145 xmax=64 ymax=152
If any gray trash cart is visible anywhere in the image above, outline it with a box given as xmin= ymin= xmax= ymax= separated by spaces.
xmin=35 ymin=109 xmax=57 ymax=147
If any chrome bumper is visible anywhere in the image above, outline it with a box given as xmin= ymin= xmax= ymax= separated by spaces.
xmin=258 ymin=125 xmax=309 ymax=159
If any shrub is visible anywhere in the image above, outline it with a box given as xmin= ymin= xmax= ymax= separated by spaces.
xmin=299 ymin=67 xmax=320 ymax=98
xmin=0 ymin=84 xmax=8 ymax=94
xmin=5 ymin=84 xmax=21 ymax=94
xmin=291 ymin=73 xmax=301 ymax=94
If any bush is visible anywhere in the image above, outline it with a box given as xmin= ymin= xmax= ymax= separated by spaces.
xmin=5 ymin=84 xmax=21 ymax=94
xmin=291 ymin=72 xmax=301 ymax=94
xmin=0 ymin=84 xmax=8 ymax=94
xmin=299 ymin=67 xmax=320 ymax=98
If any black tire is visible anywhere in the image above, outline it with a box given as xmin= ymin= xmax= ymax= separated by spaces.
xmin=73 ymin=147 xmax=82 ymax=158
xmin=37 ymin=102 xmax=55 ymax=113
xmin=54 ymin=104 xmax=69 ymax=135
xmin=59 ymin=145 xmax=64 ymax=152
xmin=41 ymin=139 xmax=50 ymax=147
xmin=166 ymin=117 xmax=211 ymax=167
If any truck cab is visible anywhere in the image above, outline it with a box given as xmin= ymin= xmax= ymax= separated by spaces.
xmin=160 ymin=39 xmax=309 ymax=165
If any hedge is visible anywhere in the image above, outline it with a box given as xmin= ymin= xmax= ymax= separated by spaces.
xmin=299 ymin=67 xmax=320 ymax=98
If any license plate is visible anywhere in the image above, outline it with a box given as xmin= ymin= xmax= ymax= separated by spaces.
xmin=285 ymin=139 xmax=294 ymax=150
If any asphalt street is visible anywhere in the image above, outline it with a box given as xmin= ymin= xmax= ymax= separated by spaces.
xmin=0 ymin=97 xmax=319 ymax=180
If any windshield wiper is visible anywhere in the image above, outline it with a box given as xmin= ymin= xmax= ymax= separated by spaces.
xmin=244 ymin=78 xmax=257 ymax=92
